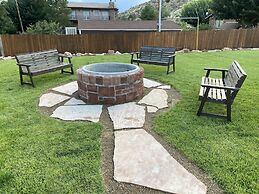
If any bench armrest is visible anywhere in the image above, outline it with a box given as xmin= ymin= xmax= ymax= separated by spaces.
xmin=204 ymin=67 xmax=228 ymax=78
xmin=166 ymin=54 xmax=176 ymax=58
xmin=204 ymin=68 xmax=228 ymax=72
xmin=17 ymin=63 xmax=31 ymax=67
xmin=201 ymin=84 xmax=239 ymax=91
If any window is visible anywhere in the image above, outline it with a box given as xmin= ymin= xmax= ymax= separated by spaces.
xmin=83 ymin=10 xmax=90 ymax=20
xmin=70 ymin=10 xmax=76 ymax=20
xmin=101 ymin=11 xmax=109 ymax=20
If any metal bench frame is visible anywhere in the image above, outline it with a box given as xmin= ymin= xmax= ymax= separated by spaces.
xmin=131 ymin=46 xmax=176 ymax=74
xmin=16 ymin=49 xmax=74 ymax=87
xmin=197 ymin=61 xmax=247 ymax=121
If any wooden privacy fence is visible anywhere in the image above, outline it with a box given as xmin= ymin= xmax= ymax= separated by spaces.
xmin=1 ymin=28 xmax=259 ymax=56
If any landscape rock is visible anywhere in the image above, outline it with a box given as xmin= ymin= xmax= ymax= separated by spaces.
xmin=183 ymin=48 xmax=190 ymax=53
xmin=114 ymin=129 xmax=207 ymax=194
xmin=39 ymin=93 xmax=70 ymax=107
xmin=108 ymin=102 xmax=145 ymax=130
xmin=115 ymin=51 xmax=121 ymax=55
xmin=64 ymin=51 xmax=72 ymax=57
xmin=223 ymin=47 xmax=232 ymax=51
xmin=138 ymin=89 xmax=168 ymax=109
xmin=76 ymin=53 xmax=82 ymax=56
xmin=108 ymin=50 xmax=115 ymax=55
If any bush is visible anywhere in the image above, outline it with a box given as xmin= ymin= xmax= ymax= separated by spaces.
xmin=26 ymin=20 xmax=61 ymax=35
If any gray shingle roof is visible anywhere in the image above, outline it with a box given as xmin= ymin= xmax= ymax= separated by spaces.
xmin=68 ymin=2 xmax=117 ymax=9
xmin=77 ymin=20 xmax=182 ymax=31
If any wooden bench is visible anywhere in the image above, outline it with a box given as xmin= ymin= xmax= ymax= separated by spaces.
xmin=131 ymin=46 xmax=176 ymax=74
xmin=197 ymin=61 xmax=247 ymax=121
xmin=16 ymin=49 xmax=74 ymax=87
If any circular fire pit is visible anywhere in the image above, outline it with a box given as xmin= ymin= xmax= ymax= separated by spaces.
xmin=77 ymin=63 xmax=144 ymax=104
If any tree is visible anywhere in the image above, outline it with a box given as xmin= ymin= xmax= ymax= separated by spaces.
xmin=0 ymin=1 xmax=16 ymax=34
xmin=5 ymin=0 xmax=70 ymax=32
xmin=140 ymin=4 xmax=157 ymax=20
xmin=211 ymin=0 xmax=259 ymax=27
xmin=162 ymin=5 xmax=170 ymax=19
xmin=181 ymin=0 xmax=212 ymax=26
xmin=26 ymin=20 xmax=61 ymax=34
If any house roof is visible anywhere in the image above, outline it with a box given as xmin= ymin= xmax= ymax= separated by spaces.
xmin=67 ymin=2 xmax=117 ymax=10
xmin=77 ymin=20 xmax=182 ymax=31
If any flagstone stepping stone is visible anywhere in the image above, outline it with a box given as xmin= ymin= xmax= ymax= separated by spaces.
xmin=143 ymin=78 xmax=162 ymax=88
xmin=114 ymin=129 xmax=207 ymax=194
xmin=51 ymin=105 xmax=103 ymax=123
xmin=64 ymin=98 xmax=86 ymax=106
xmin=138 ymin=89 xmax=168 ymax=109
xmin=39 ymin=93 xmax=70 ymax=107
xmin=52 ymin=81 xmax=78 ymax=95
xmin=108 ymin=102 xmax=145 ymax=130
xmin=147 ymin=106 xmax=158 ymax=113
xmin=157 ymin=85 xmax=171 ymax=90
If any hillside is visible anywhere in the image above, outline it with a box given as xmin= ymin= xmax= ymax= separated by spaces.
xmin=118 ymin=0 xmax=190 ymax=21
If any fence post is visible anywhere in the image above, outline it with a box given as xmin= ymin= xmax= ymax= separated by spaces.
xmin=0 ymin=35 xmax=4 ymax=57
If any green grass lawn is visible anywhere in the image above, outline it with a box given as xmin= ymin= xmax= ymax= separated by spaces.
xmin=0 ymin=51 xmax=258 ymax=193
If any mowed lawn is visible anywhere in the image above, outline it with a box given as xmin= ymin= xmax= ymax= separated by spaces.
xmin=0 ymin=51 xmax=258 ymax=193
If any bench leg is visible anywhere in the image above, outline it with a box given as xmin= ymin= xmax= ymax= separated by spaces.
xmin=226 ymin=90 xmax=232 ymax=121
xmin=19 ymin=67 xmax=24 ymax=85
xmin=29 ymin=74 xmax=35 ymax=87
xmin=61 ymin=66 xmax=74 ymax=74
xmin=71 ymin=66 xmax=74 ymax=74
xmin=197 ymin=88 xmax=210 ymax=116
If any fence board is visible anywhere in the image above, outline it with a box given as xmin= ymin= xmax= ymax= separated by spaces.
xmin=1 ymin=28 xmax=259 ymax=56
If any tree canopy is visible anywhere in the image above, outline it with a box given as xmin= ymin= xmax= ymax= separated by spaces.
xmin=3 ymin=0 xmax=70 ymax=33
xmin=211 ymin=0 xmax=259 ymax=27
xmin=181 ymin=0 xmax=212 ymax=26
xmin=0 ymin=1 xmax=16 ymax=34
xmin=140 ymin=4 xmax=157 ymax=20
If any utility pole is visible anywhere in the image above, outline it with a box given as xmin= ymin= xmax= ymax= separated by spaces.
xmin=157 ymin=0 xmax=170 ymax=32
xmin=15 ymin=0 xmax=24 ymax=33
xmin=158 ymin=0 xmax=162 ymax=32
xmin=180 ymin=17 xmax=200 ymax=50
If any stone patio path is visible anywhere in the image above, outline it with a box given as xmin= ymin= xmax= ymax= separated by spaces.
xmin=39 ymin=78 xmax=207 ymax=194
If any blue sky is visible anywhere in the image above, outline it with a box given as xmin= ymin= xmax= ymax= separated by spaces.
xmin=69 ymin=0 xmax=150 ymax=12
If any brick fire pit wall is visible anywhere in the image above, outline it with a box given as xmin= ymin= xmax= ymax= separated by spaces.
xmin=77 ymin=63 xmax=144 ymax=104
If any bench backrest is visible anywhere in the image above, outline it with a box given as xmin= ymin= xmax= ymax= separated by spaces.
xmin=139 ymin=46 xmax=175 ymax=62
xmin=224 ymin=61 xmax=247 ymax=100
xmin=16 ymin=49 xmax=60 ymax=71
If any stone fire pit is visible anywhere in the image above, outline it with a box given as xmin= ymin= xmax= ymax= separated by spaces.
xmin=77 ymin=63 xmax=144 ymax=104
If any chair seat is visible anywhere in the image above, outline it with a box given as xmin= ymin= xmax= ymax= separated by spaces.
xmin=199 ymin=77 xmax=226 ymax=102
xmin=132 ymin=58 xmax=168 ymax=65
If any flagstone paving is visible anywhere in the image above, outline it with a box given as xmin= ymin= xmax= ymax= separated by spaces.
xmin=114 ymin=129 xmax=207 ymax=194
xmin=52 ymin=81 xmax=78 ymax=95
xmin=38 ymin=78 xmax=207 ymax=194
xmin=157 ymin=85 xmax=171 ymax=90
xmin=108 ymin=102 xmax=146 ymax=130
xmin=51 ymin=105 xmax=103 ymax=123
xmin=143 ymin=78 xmax=162 ymax=88
xmin=64 ymin=97 xmax=86 ymax=106
xmin=138 ymin=89 xmax=168 ymax=109
xmin=147 ymin=106 xmax=159 ymax=113
xmin=39 ymin=93 xmax=70 ymax=107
